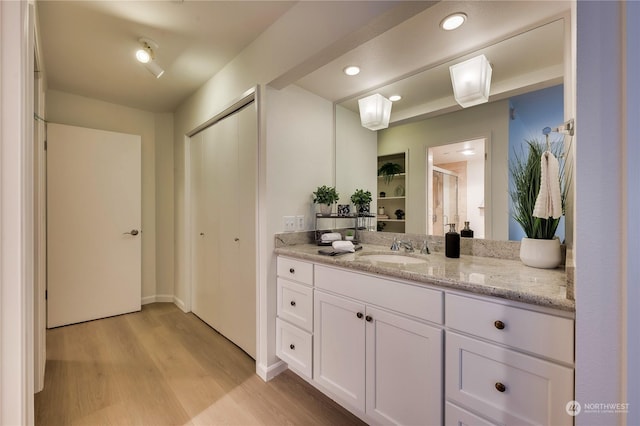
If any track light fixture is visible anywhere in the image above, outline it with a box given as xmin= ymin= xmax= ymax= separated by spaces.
xmin=136 ymin=38 xmax=165 ymax=78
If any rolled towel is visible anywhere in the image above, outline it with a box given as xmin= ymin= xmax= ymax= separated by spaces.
xmin=332 ymin=240 xmax=355 ymax=253
xmin=533 ymin=151 xmax=562 ymax=219
xmin=321 ymin=232 xmax=342 ymax=242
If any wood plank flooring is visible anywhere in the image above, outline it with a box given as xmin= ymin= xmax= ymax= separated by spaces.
xmin=35 ymin=303 xmax=365 ymax=426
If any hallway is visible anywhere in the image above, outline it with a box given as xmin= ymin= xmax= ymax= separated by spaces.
xmin=35 ymin=303 xmax=363 ymax=425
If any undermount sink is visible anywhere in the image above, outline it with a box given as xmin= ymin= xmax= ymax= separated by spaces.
xmin=358 ymin=253 xmax=427 ymax=265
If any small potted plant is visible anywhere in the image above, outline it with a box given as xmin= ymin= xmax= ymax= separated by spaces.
xmin=345 ymin=229 xmax=355 ymax=241
xmin=510 ymin=138 xmax=571 ymax=268
xmin=313 ymin=185 xmax=339 ymax=215
xmin=378 ymin=162 xmax=403 ymax=184
xmin=350 ymin=189 xmax=372 ymax=215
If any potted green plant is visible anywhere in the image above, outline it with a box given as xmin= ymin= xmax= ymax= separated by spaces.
xmin=345 ymin=229 xmax=355 ymax=241
xmin=313 ymin=185 xmax=339 ymax=215
xmin=510 ymin=139 xmax=571 ymax=268
xmin=378 ymin=162 xmax=403 ymax=184
xmin=350 ymin=189 xmax=372 ymax=215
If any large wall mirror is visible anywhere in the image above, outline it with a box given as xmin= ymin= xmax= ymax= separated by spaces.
xmin=327 ymin=14 xmax=571 ymax=241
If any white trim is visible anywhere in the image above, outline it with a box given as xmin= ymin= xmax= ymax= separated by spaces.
xmin=0 ymin=1 xmax=35 ymax=424
xmin=141 ymin=295 xmax=175 ymax=305
xmin=256 ymin=360 xmax=288 ymax=382
xmin=173 ymin=296 xmax=187 ymax=313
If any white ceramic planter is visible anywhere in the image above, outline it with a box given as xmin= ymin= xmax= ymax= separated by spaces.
xmin=319 ymin=204 xmax=333 ymax=215
xmin=520 ymin=237 xmax=562 ymax=269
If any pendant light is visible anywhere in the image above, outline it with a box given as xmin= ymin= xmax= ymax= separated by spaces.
xmin=358 ymin=94 xmax=392 ymax=131
xmin=449 ymin=54 xmax=492 ymax=108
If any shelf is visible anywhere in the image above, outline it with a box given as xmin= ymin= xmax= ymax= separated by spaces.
xmin=315 ymin=213 xmax=375 ymax=218
xmin=378 ymin=196 xmax=405 ymax=200
xmin=377 ymin=173 xmax=406 ymax=179
xmin=377 ymin=219 xmax=405 ymax=222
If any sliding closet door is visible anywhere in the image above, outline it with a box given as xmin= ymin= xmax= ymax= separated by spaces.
xmin=191 ymin=102 xmax=256 ymax=358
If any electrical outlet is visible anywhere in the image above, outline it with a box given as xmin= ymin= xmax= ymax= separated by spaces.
xmin=295 ymin=215 xmax=305 ymax=231
xmin=283 ymin=216 xmax=295 ymax=232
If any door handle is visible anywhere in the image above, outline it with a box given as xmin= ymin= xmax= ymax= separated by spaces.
xmin=124 ymin=229 xmax=139 ymax=236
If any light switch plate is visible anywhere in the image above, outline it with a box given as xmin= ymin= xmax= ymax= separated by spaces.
xmin=283 ymin=216 xmax=295 ymax=232
xmin=295 ymin=215 xmax=305 ymax=230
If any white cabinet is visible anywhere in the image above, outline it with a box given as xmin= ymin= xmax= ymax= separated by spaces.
xmin=313 ymin=266 xmax=443 ymax=425
xmin=444 ymin=294 xmax=574 ymax=426
xmin=276 ymin=257 xmax=314 ymax=379
xmin=314 ymin=291 xmax=366 ymax=411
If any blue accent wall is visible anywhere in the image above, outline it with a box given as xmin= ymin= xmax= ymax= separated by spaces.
xmin=508 ymin=85 xmax=565 ymax=241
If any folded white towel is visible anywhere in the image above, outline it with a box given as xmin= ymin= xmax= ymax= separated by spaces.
xmin=533 ymin=151 xmax=562 ymax=219
xmin=332 ymin=240 xmax=355 ymax=253
xmin=321 ymin=232 xmax=342 ymax=242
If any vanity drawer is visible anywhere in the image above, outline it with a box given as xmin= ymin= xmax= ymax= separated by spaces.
xmin=277 ymin=278 xmax=313 ymax=332
xmin=445 ymin=293 xmax=573 ymax=364
xmin=445 ymin=402 xmax=499 ymax=426
xmin=445 ymin=332 xmax=573 ymax=426
xmin=277 ymin=257 xmax=313 ymax=286
xmin=315 ymin=265 xmax=443 ymax=324
xmin=276 ymin=318 xmax=312 ymax=379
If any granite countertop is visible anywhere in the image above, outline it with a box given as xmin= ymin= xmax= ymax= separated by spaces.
xmin=275 ymin=243 xmax=574 ymax=312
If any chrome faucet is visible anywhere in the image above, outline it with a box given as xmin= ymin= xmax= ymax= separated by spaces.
xmin=400 ymin=240 xmax=414 ymax=253
xmin=390 ymin=237 xmax=400 ymax=251
xmin=420 ymin=239 xmax=430 ymax=255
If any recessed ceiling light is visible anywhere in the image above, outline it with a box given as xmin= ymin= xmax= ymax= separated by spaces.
xmin=441 ymin=13 xmax=467 ymax=31
xmin=389 ymin=95 xmax=402 ymax=102
xmin=344 ymin=65 xmax=360 ymax=76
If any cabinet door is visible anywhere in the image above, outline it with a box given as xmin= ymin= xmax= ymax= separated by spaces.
xmin=314 ymin=291 xmax=366 ymax=412
xmin=365 ymin=306 xmax=443 ymax=425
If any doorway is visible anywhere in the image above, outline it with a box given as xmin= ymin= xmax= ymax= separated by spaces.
xmin=427 ymin=138 xmax=486 ymax=238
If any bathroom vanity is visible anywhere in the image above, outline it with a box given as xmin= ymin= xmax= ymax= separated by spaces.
xmin=274 ymin=242 xmax=574 ymax=426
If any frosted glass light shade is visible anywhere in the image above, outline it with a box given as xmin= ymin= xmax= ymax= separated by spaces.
xmin=358 ymin=94 xmax=392 ymax=131
xmin=449 ymin=54 xmax=492 ymax=108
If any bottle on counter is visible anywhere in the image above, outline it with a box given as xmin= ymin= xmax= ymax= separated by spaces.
xmin=461 ymin=221 xmax=474 ymax=238
xmin=445 ymin=223 xmax=460 ymax=258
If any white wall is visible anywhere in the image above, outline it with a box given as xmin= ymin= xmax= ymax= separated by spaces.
xmin=264 ymin=85 xmax=333 ymax=366
xmin=46 ymin=90 xmax=174 ymax=302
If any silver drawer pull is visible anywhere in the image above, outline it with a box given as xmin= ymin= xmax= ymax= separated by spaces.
xmin=494 ymin=320 xmax=505 ymax=330
xmin=495 ymin=382 xmax=506 ymax=392
xmin=289 ymin=268 xmax=295 ymax=274
xmin=290 ymin=300 xmax=296 ymax=307
xmin=289 ymin=344 xmax=295 ymax=350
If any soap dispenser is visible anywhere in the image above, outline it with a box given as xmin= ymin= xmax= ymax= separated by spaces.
xmin=461 ymin=221 xmax=474 ymax=238
xmin=445 ymin=223 xmax=460 ymax=258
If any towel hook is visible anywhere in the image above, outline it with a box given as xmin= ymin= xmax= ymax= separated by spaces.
xmin=542 ymin=126 xmax=552 ymax=151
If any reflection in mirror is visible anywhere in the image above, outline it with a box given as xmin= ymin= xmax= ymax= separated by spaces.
xmin=428 ymin=139 xmax=486 ymax=238
xmin=334 ymin=18 xmax=568 ymax=241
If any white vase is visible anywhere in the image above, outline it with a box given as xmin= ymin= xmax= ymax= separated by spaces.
xmin=319 ymin=204 xmax=333 ymax=215
xmin=520 ymin=237 xmax=562 ymax=269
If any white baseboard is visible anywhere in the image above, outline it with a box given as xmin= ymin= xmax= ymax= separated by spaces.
xmin=141 ymin=294 xmax=176 ymax=305
xmin=173 ymin=296 xmax=188 ymax=312
xmin=256 ymin=360 xmax=288 ymax=382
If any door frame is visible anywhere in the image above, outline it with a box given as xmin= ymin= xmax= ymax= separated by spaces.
xmin=181 ymin=86 xmax=263 ymax=363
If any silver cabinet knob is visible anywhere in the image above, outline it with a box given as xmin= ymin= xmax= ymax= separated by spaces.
xmin=124 ymin=229 xmax=139 ymax=236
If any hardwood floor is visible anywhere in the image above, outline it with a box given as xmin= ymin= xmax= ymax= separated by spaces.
xmin=35 ymin=303 xmax=365 ymax=426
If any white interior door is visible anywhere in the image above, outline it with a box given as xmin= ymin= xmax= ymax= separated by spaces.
xmin=47 ymin=123 xmax=142 ymax=328
xmin=191 ymin=102 xmax=257 ymax=358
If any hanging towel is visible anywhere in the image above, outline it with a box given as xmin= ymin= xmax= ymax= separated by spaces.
xmin=533 ymin=151 xmax=562 ymax=219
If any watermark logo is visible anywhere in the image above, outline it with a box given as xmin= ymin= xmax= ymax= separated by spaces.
xmin=566 ymin=400 xmax=581 ymax=416
xmin=566 ymin=400 xmax=629 ymax=416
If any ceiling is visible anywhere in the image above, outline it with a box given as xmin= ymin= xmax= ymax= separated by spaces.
xmin=37 ymin=1 xmax=570 ymax=115
xmin=37 ymin=0 xmax=295 ymax=112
